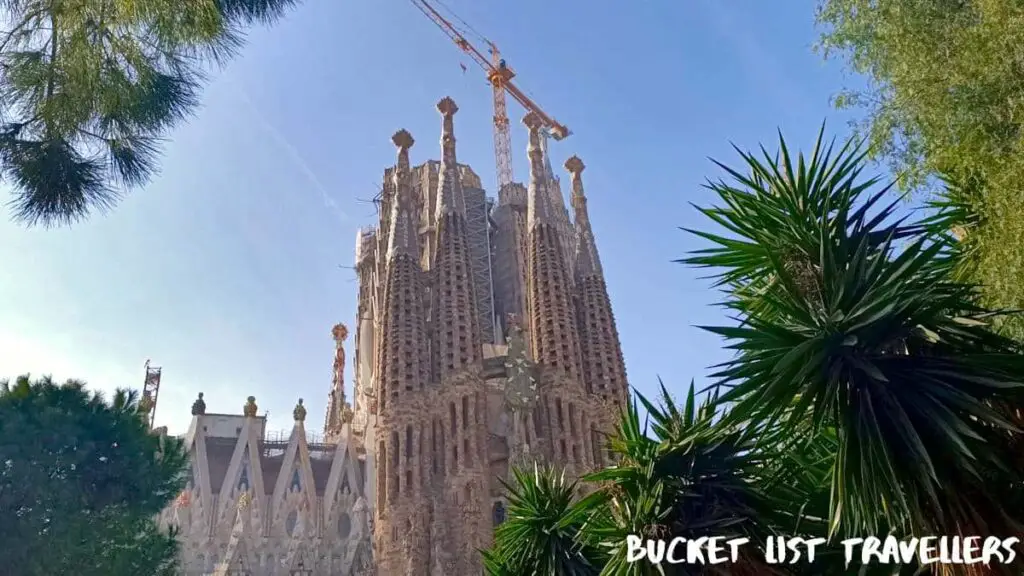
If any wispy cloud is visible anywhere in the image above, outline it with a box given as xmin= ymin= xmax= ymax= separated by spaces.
xmin=232 ymin=84 xmax=349 ymax=223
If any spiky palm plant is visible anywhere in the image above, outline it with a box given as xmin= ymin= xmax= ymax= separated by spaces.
xmin=485 ymin=464 xmax=604 ymax=576
xmin=0 ymin=0 xmax=300 ymax=226
xmin=583 ymin=383 xmax=796 ymax=575
xmin=684 ymin=128 xmax=1024 ymax=549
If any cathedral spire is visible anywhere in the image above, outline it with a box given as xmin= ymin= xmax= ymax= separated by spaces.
xmin=432 ymin=97 xmax=483 ymax=380
xmin=377 ymin=128 xmax=430 ymax=413
xmin=523 ymin=112 xmax=582 ymax=382
xmin=524 ymin=112 xmax=557 ymax=227
xmin=324 ymin=323 xmax=349 ymax=441
xmin=387 ymin=129 xmax=419 ymax=260
xmin=565 ymin=155 xmax=628 ymax=414
xmin=565 ymin=156 xmax=602 ymax=278
xmin=435 ymin=97 xmax=466 ymax=219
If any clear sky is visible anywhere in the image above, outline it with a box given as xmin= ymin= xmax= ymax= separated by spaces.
xmin=0 ymin=0 xmax=864 ymax=435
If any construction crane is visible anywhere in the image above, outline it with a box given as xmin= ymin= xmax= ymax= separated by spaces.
xmin=141 ymin=360 xmax=162 ymax=429
xmin=410 ymin=0 xmax=571 ymax=192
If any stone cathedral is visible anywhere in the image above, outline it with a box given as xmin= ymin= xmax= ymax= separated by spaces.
xmin=159 ymin=95 xmax=628 ymax=575
xmin=347 ymin=96 xmax=629 ymax=575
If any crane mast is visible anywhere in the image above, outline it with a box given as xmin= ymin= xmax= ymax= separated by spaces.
xmin=141 ymin=360 xmax=162 ymax=429
xmin=410 ymin=0 xmax=570 ymax=192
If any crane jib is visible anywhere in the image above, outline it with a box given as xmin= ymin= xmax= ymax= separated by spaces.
xmin=410 ymin=0 xmax=571 ymax=189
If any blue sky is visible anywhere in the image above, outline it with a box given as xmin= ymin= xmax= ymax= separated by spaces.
xmin=0 ymin=0 xmax=864 ymax=434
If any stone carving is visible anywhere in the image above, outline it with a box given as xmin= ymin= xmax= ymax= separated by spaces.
xmin=175 ymin=490 xmax=192 ymax=509
xmin=402 ymin=532 xmax=416 ymax=575
xmin=332 ymin=323 xmax=348 ymax=386
xmin=352 ymin=543 xmax=375 ymax=576
xmin=237 ymin=492 xmax=252 ymax=511
xmin=294 ymin=398 xmax=307 ymax=422
xmin=503 ymin=317 xmax=538 ymax=411
xmin=159 ymin=393 xmax=375 ymax=576
xmin=243 ymin=396 xmax=258 ymax=418
xmin=326 ymin=323 xmax=350 ymax=437
xmin=430 ymin=512 xmax=452 ymax=576
xmin=352 ymin=496 xmax=367 ymax=529
xmin=333 ymin=100 xmax=630 ymax=575
xmin=191 ymin=392 xmax=206 ymax=415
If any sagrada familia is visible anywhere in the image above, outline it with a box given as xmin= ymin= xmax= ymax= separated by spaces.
xmin=160 ymin=96 xmax=628 ymax=575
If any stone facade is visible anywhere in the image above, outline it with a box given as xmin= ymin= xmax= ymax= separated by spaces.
xmin=347 ymin=97 xmax=629 ymax=574
xmin=162 ymin=94 xmax=628 ymax=576
xmin=159 ymin=394 xmax=374 ymax=575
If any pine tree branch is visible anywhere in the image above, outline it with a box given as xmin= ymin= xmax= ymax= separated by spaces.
xmin=0 ymin=8 xmax=44 ymax=53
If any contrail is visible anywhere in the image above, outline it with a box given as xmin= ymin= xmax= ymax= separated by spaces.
xmin=233 ymin=84 xmax=349 ymax=223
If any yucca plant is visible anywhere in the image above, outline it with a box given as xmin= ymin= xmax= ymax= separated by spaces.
xmin=684 ymin=128 xmax=1024 ymax=552
xmin=485 ymin=464 xmax=604 ymax=576
xmin=582 ymin=383 xmax=796 ymax=575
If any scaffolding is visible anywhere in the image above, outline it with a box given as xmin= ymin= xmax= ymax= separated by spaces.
xmin=462 ymin=181 xmax=498 ymax=345
xmin=142 ymin=360 xmax=162 ymax=429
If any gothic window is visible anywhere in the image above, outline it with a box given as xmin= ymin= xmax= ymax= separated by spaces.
xmin=338 ymin=513 xmax=352 ymax=538
xmin=286 ymin=510 xmax=298 ymax=537
xmin=237 ymin=460 xmax=250 ymax=492
xmin=290 ymin=469 xmax=301 ymax=492
xmin=492 ymin=501 xmax=506 ymax=526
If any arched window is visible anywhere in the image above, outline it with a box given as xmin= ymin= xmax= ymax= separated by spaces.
xmin=492 ymin=501 xmax=506 ymax=526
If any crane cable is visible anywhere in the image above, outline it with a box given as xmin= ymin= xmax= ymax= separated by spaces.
xmin=433 ymin=0 xmax=491 ymax=48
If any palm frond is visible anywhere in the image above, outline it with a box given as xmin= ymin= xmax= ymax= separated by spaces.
xmin=687 ymin=127 xmax=1024 ymax=539
xmin=486 ymin=464 xmax=602 ymax=576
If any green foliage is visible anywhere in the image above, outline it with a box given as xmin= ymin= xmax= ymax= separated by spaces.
xmin=485 ymin=131 xmax=1024 ymax=576
xmin=0 ymin=374 xmax=189 ymax=576
xmin=0 ymin=0 xmax=300 ymax=227
xmin=687 ymin=130 xmax=1024 ymax=541
xmin=584 ymin=383 xmax=795 ymax=575
xmin=816 ymin=0 xmax=1024 ymax=341
xmin=487 ymin=464 xmax=603 ymax=576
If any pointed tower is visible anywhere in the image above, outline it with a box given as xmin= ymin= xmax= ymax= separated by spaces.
xmin=325 ymin=323 xmax=351 ymax=442
xmin=428 ymin=97 xmax=490 ymax=575
xmin=377 ymin=129 xmax=431 ymax=408
xmin=566 ymin=156 xmax=629 ymax=459
xmin=431 ymin=97 xmax=484 ymax=381
xmin=522 ymin=112 xmax=592 ymax=474
xmin=539 ymin=134 xmax=576 ymax=277
xmin=523 ymin=112 xmax=583 ymax=383
xmin=373 ymin=129 xmax=433 ymax=574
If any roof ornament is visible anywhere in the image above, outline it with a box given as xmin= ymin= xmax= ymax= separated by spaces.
xmin=243 ymin=396 xmax=258 ymax=418
xmin=293 ymin=398 xmax=307 ymax=422
xmin=191 ymin=392 xmax=206 ymax=416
